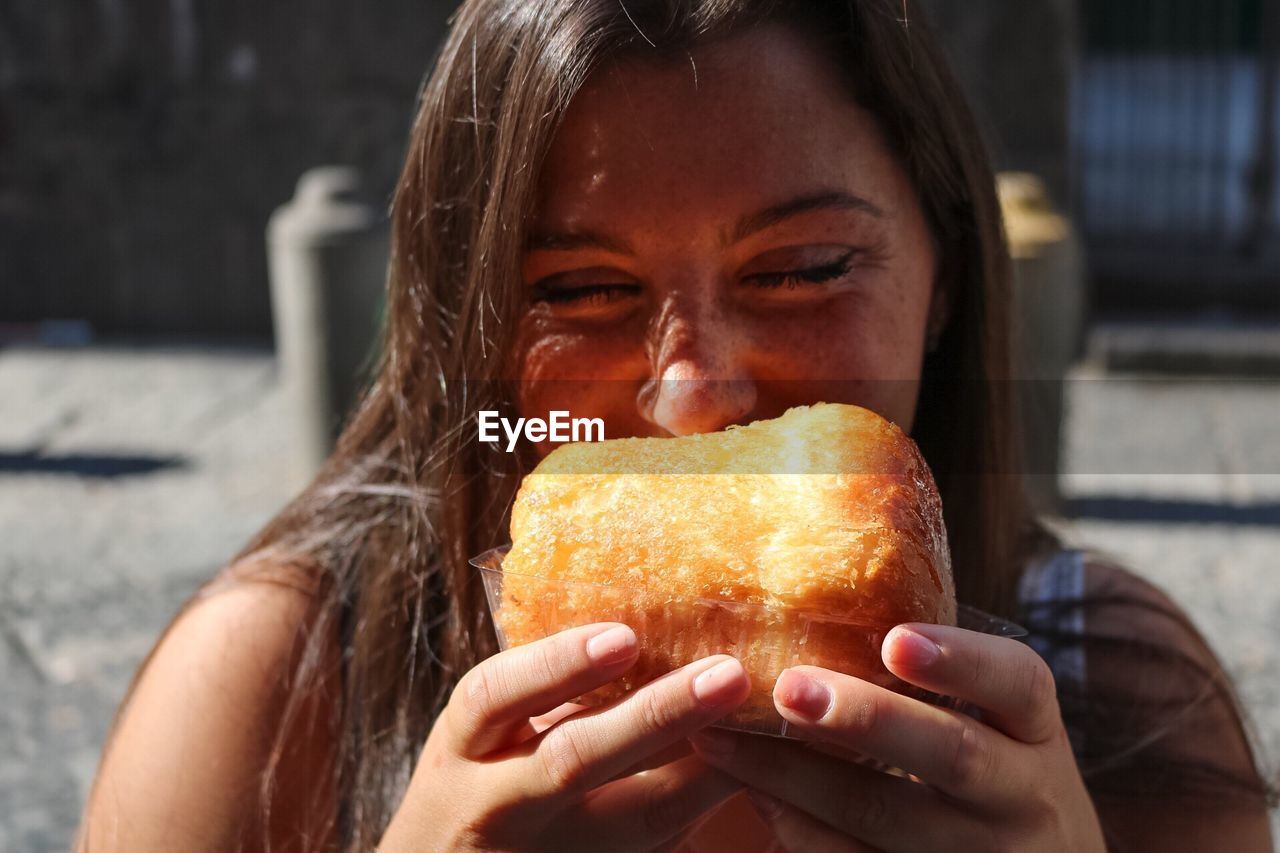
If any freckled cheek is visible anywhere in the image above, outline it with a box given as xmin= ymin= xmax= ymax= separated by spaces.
xmin=750 ymin=302 xmax=912 ymax=380
xmin=748 ymin=302 xmax=924 ymax=428
xmin=514 ymin=324 xmax=651 ymax=448
xmin=517 ymin=329 xmax=635 ymax=381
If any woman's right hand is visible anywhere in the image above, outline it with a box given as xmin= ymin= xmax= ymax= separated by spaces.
xmin=378 ymin=622 xmax=753 ymax=851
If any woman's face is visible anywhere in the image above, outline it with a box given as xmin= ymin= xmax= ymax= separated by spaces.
xmin=514 ymin=23 xmax=943 ymax=452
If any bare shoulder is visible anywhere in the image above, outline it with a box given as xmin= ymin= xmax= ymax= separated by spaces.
xmin=1078 ymin=558 xmax=1273 ymax=849
xmin=78 ymin=555 xmax=340 ymax=852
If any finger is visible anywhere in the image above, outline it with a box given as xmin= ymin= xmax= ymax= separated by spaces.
xmin=748 ymin=790 xmax=878 ymax=852
xmin=770 ymin=666 xmax=1025 ymax=803
xmin=882 ymin=624 xmax=1061 ymax=744
xmin=567 ymin=754 xmax=742 ymax=852
xmin=511 ymin=654 xmax=752 ymax=801
xmin=443 ymin=622 xmax=638 ymax=758
xmin=691 ymin=730 xmax=985 ymax=851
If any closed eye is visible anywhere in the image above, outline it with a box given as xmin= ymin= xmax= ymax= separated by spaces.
xmin=531 ymin=282 xmax=641 ymax=306
xmin=745 ymin=252 xmax=855 ymax=290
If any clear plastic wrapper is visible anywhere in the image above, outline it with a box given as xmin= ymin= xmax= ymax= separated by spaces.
xmin=472 ymin=545 xmax=1026 ymax=738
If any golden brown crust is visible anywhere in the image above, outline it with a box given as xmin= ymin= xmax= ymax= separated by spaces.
xmin=506 ymin=404 xmax=953 ymax=621
xmin=498 ymin=404 xmax=955 ymax=729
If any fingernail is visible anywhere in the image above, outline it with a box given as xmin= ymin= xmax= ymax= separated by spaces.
xmin=885 ymin=626 xmax=941 ymax=670
xmin=747 ymin=789 xmax=782 ymax=819
xmin=776 ymin=671 xmax=832 ymax=720
xmin=692 ymin=658 xmax=748 ymax=707
xmin=690 ymin=728 xmax=736 ymax=760
xmin=585 ymin=625 xmax=637 ymax=666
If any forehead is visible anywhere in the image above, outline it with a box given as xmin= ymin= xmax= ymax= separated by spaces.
xmin=534 ymin=23 xmax=910 ymax=238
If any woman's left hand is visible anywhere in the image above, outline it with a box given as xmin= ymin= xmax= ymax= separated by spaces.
xmin=689 ymin=623 xmax=1107 ymax=852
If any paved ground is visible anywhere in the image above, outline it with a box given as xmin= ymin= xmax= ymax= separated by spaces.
xmin=0 ymin=345 xmax=295 ymax=852
xmin=1 ymin=345 xmax=1277 ymax=850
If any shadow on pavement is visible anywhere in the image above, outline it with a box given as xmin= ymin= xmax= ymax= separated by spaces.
xmin=0 ymin=451 xmax=188 ymax=478
xmin=1067 ymin=496 xmax=1280 ymax=527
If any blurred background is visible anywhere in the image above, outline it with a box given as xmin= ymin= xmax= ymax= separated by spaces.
xmin=2 ymin=1 xmax=1278 ymax=849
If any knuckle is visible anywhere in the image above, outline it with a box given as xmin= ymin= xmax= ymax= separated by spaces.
xmin=1023 ymin=787 xmax=1061 ymax=832
xmin=531 ymin=638 xmax=564 ymax=685
xmin=944 ymin=721 xmax=994 ymax=791
xmin=453 ymin=816 xmax=497 ymax=850
xmin=640 ymin=774 xmax=689 ymax=835
xmin=537 ymin=725 xmax=593 ymax=794
xmin=456 ymin=804 xmax=531 ymax=851
xmin=1023 ymin=654 xmax=1058 ymax=716
xmin=459 ymin=664 xmax=497 ymax=729
xmin=636 ymin=682 xmax=681 ymax=734
xmin=841 ymin=782 xmax=892 ymax=839
xmin=969 ymin=642 xmax=993 ymax=689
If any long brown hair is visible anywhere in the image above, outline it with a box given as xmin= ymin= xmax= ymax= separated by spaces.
xmin=235 ymin=4 xmax=1036 ymax=844
xmin=89 ymin=1 xmax=1273 ymax=849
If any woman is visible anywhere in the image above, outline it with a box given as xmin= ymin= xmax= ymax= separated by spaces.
xmin=79 ymin=1 xmax=1274 ymax=850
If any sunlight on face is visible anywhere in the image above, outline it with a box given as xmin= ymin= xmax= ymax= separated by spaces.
xmin=514 ymin=23 xmax=943 ymax=450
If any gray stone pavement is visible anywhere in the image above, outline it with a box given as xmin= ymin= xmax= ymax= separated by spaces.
xmin=0 ymin=345 xmax=295 ymax=852
xmin=1 ymin=346 xmax=1278 ymax=851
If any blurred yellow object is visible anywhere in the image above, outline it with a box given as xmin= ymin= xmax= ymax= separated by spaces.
xmin=999 ymin=172 xmax=1071 ymax=257
xmin=997 ymin=172 xmax=1085 ymax=517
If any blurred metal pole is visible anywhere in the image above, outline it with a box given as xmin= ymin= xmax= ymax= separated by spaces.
xmin=999 ymin=172 xmax=1085 ymax=517
xmin=267 ymin=166 xmax=389 ymax=489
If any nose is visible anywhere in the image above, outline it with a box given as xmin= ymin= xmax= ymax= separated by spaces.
xmin=637 ymin=293 xmax=757 ymax=436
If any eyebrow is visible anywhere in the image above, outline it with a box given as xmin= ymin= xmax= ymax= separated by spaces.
xmin=526 ymin=228 xmax=636 ymax=255
xmin=526 ymin=190 xmax=885 ymax=257
xmin=726 ymin=191 xmax=886 ymax=245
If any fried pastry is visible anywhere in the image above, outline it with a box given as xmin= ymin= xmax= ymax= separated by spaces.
xmin=491 ymin=402 xmax=955 ymax=732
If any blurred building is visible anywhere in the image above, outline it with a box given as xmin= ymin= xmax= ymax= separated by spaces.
xmin=0 ymin=0 xmax=454 ymax=339
xmin=2 ymin=1 xmax=1273 ymax=339
xmin=923 ymin=0 xmax=1077 ymax=210
xmin=1074 ymin=0 xmax=1280 ymax=314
